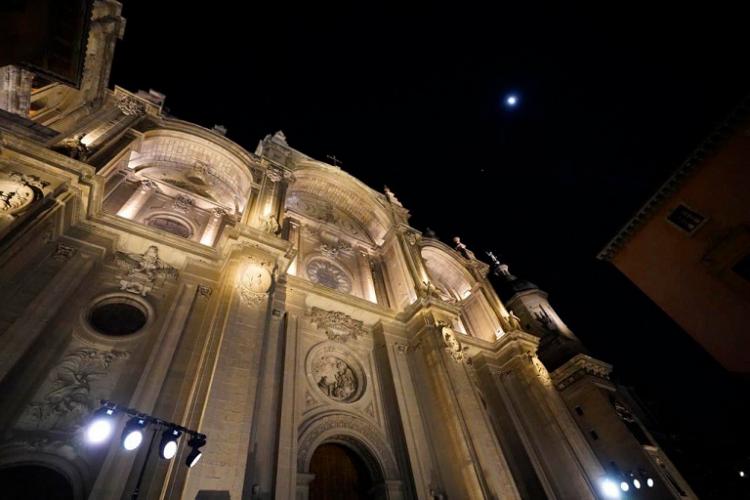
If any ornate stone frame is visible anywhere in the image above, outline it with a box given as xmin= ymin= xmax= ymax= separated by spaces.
xmin=79 ymin=292 xmax=155 ymax=343
xmin=305 ymin=342 xmax=367 ymax=404
xmin=297 ymin=411 xmax=400 ymax=482
xmin=303 ymin=254 xmax=355 ymax=295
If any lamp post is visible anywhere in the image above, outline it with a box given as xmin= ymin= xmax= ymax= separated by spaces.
xmin=84 ymin=400 xmax=207 ymax=500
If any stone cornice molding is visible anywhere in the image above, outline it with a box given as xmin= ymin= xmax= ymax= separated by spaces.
xmin=598 ymin=96 xmax=750 ymax=261
xmin=550 ymin=353 xmax=613 ymax=391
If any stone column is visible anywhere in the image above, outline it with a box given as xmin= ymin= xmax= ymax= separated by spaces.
xmin=0 ymin=66 xmax=34 ymax=117
xmin=285 ymin=217 xmax=302 ymax=275
xmin=484 ymin=332 xmax=604 ymax=499
xmin=373 ymin=327 xmax=441 ymax=499
xmin=356 ymin=247 xmax=377 ymax=303
xmin=244 ymin=275 xmax=288 ymax=498
xmin=395 ymin=226 xmax=429 ymax=294
xmin=409 ymin=319 xmax=521 ymax=499
xmin=274 ymin=313 xmax=301 ymax=499
xmin=116 ymin=179 xmax=157 ymax=220
xmin=370 ymin=257 xmax=390 ymax=307
xmin=200 ymin=208 xmax=226 ymax=246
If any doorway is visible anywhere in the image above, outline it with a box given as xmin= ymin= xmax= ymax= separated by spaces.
xmin=309 ymin=443 xmax=375 ymax=500
xmin=0 ymin=464 xmax=74 ymax=500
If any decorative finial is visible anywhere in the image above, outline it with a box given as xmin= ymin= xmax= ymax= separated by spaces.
xmin=486 ymin=251 xmax=512 ymax=278
xmin=384 ymin=185 xmax=403 ymax=207
xmin=453 ymin=237 xmax=476 ymax=260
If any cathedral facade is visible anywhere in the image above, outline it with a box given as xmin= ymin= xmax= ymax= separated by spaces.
xmin=0 ymin=3 xmax=695 ymax=499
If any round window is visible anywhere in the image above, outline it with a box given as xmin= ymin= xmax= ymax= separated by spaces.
xmin=306 ymin=258 xmax=352 ymax=293
xmin=88 ymin=300 xmax=147 ymax=336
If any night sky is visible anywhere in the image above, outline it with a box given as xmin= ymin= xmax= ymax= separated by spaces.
xmin=111 ymin=1 xmax=749 ymax=495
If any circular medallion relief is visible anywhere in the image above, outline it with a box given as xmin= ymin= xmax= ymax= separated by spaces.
xmin=238 ymin=261 xmax=273 ymax=305
xmin=306 ymin=258 xmax=352 ymax=293
xmin=0 ymin=179 xmax=34 ymax=214
xmin=306 ymin=344 xmax=365 ymax=403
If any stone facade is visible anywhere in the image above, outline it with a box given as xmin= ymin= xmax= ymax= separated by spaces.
xmin=0 ymin=2 xmax=697 ymax=499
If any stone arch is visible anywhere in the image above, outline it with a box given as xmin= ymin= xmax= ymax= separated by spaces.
xmin=287 ymin=162 xmax=393 ymax=245
xmin=0 ymin=447 xmax=89 ymax=500
xmin=420 ymin=241 xmax=476 ymax=301
xmin=125 ymin=127 xmax=255 ymax=214
xmin=420 ymin=240 xmax=503 ymax=341
xmin=298 ymin=412 xmax=399 ymax=481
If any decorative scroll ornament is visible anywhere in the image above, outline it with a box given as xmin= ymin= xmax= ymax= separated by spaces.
xmin=172 ymin=194 xmax=195 ymax=214
xmin=439 ymin=323 xmax=469 ymax=363
xmin=319 ymin=240 xmax=352 ymax=259
xmin=238 ymin=258 xmax=273 ymax=306
xmin=117 ymin=95 xmax=146 ymax=116
xmin=309 ymin=307 xmax=368 ymax=343
xmin=18 ymin=348 xmax=129 ymax=431
xmin=265 ymin=165 xmax=295 ymax=184
xmin=114 ymin=245 xmax=178 ymax=296
xmin=528 ymin=353 xmax=552 ymax=386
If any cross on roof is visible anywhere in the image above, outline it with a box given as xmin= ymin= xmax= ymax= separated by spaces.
xmin=326 ymin=154 xmax=343 ymax=167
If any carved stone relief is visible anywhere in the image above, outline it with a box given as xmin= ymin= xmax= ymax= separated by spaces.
xmin=53 ymin=243 xmax=77 ymax=261
xmin=114 ymin=245 xmax=178 ymax=296
xmin=418 ymin=281 xmax=455 ymax=303
xmin=308 ymin=307 xmax=368 ymax=343
xmin=237 ymin=258 xmax=273 ymax=306
xmin=261 ymin=213 xmax=280 ymax=234
xmin=116 ymin=94 xmax=146 ymax=116
xmin=172 ymin=193 xmax=195 ymax=214
xmin=306 ymin=343 xmax=366 ymax=404
xmin=527 ymin=353 xmax=552 ymax=386
xmin=312 ymin=355 xmax=358 ymax=402
xmin=297 ymin=413 xmax=399 ymax=479
xmin=0 ymin=171 xmax=47 ymax=215
xmin=17 ymin=347 xmax=129 ymax=432
xmin=286 ymin=193 xmax=362 ymax=237
xmin=439 ymin=323 xmax=469 ymax=364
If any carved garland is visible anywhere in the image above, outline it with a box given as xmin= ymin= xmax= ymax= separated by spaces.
xmin=308 ymin=307 xmax=368 ymax=343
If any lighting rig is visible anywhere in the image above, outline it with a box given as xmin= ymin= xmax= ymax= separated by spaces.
xmin=599 ymin=468 xmax=656 ymax=498
xmin=85 ymin=400 xmax=207 ymax=498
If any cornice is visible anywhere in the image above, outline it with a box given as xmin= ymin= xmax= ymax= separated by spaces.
xmin=550 ymin=353 xmax=613 ymax=391
xmin=597 ymin=96 xmax=750 ymax=261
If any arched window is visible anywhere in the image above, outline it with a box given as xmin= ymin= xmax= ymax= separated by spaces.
xmin=146 ymin=215 xmax=192 ymax=238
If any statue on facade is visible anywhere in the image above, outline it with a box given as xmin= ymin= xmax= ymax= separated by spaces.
xmin=453 ymin=236 xmax=476 ymax=260
xmin=115 ymin=245 xmax=178 ymax=296
xmin=507 ymin=309 xmax=523 ymax=331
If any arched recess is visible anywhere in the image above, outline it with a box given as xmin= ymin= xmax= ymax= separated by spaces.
xmin=0 ymin=448 xmax=89 ymax=500
xmin=287 ymin=162 xmax=393 ymax=246
xmin=420 ymin=241 xmax=503 ymax=341
xmin=420 ymin=243 xmax=475 ymax=301
xmin=298 ymin=412 xmax=401 ymax=486
xmin=127 ymin=128 xmax=255 ymax=214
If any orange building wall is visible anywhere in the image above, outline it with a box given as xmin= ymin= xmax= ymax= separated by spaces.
xmin=612 ymin=127 xmax=750 ymax=374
